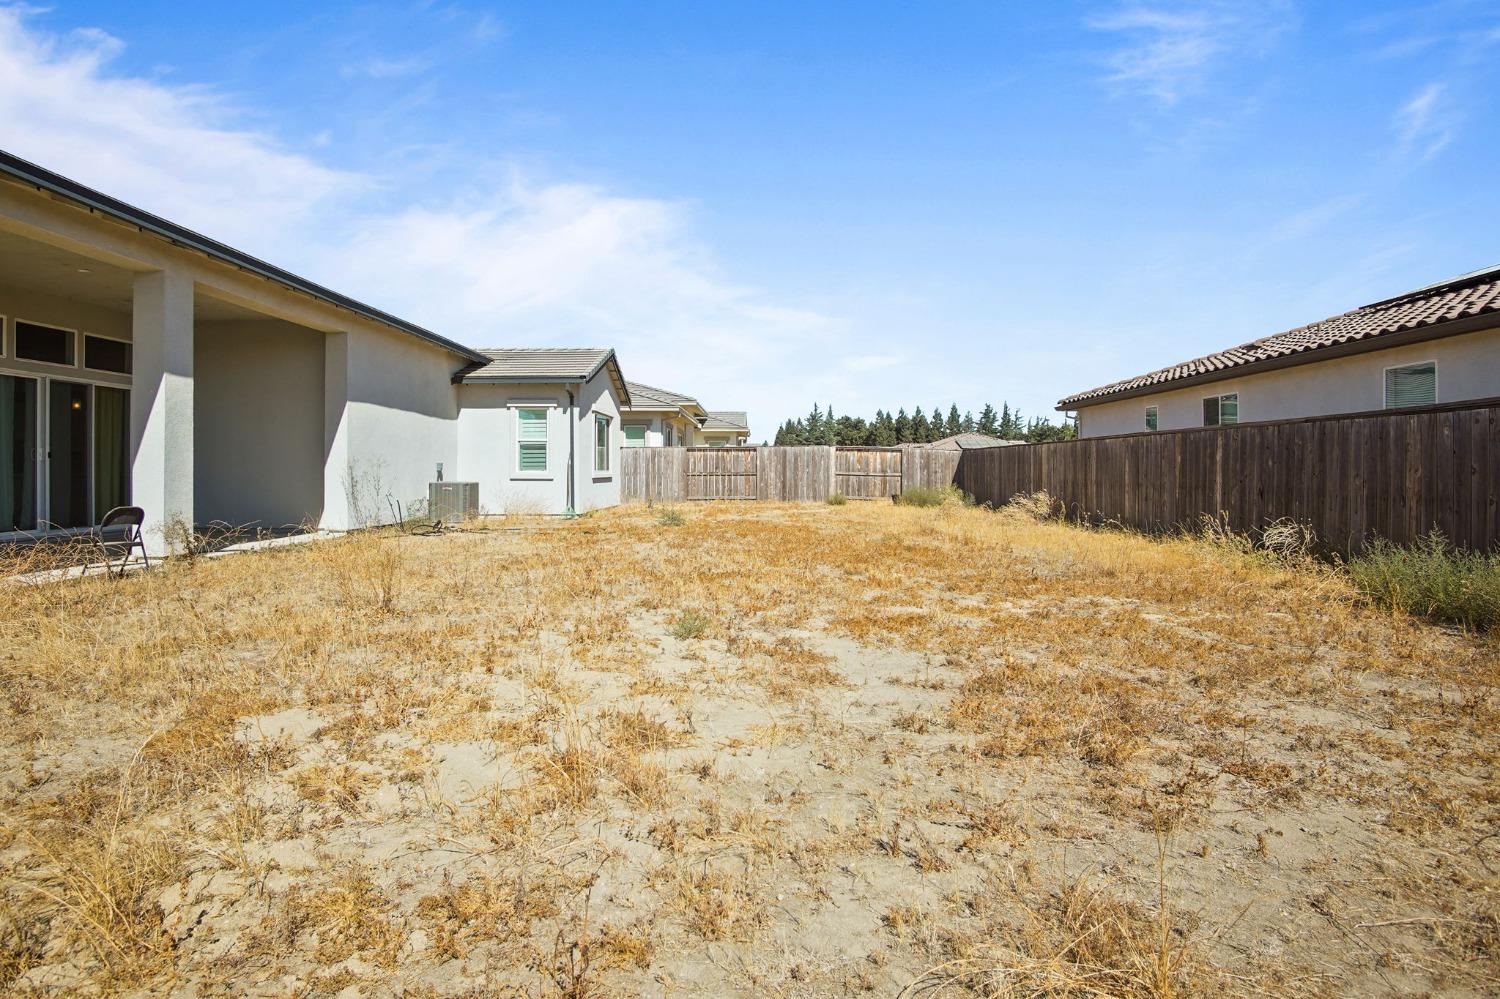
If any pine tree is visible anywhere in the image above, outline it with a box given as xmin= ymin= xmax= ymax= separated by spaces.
xmin=927 ymin=407 xmax=943 ymax=442
xmin=894 ymin=408 xmax=912 ymax=444
xmin=977 ymin=403 xmax=999 ymax=436
xmin=946 ymin=404 xmax=962 ymax=437
xmin=962 ymin=411 xmax=976 ymax=434
xmin=912 ymin=408 xmax=931 ymax=443
xmin=805 ymin=404 xmax=824 ymax=445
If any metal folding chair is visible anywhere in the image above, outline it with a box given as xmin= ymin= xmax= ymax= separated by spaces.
xmin=96 ymin=506 xmax=150 ymax=578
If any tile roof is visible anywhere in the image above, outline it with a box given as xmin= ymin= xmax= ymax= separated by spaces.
xmin=623 ymin=381 xmax=702 ymax=410
xmin=454 ymin=348 xmax=630 ymax=403
xmin=924 ymin=432 xmax=1021 ymax=450
xmin=1058 ymin=264 xmax=1500 ymax=409
xmin=456 ymin=348 xmax=616 ymax=382
xmin=700 ymin=411 xmax=749 ymax=432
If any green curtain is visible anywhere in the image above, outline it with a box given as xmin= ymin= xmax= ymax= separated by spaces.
xmin=93 ymin=387 xmax=129 ymax=518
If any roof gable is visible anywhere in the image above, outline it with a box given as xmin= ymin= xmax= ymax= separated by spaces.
xmin=455 ymin=348 xmax=630 ymax=402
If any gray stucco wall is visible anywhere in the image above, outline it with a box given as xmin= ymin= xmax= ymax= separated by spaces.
xmin=194 ymin=319 xmax=325 ymax=528
xmin=1075 ymin=326 xmax=1500 ymax=438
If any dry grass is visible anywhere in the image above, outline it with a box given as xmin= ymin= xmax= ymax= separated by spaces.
xmin=1 ymin=502 xmax=1496 ymax=996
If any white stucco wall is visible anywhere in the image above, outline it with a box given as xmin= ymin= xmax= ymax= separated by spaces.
xmin=456 ymin=368 xmax=624 ymax=515
xmin=456 ymin=384 xmax=569 ymax=514
xmin=194 ymin=319 xmax=325 ymax=528
xmin=338 ymin=324 xmax=462 ymax=524
xmin=1075 ymin=326 xmax=1500 ymax=438
xmin=575 ymin=366 xmax=622 ymax=513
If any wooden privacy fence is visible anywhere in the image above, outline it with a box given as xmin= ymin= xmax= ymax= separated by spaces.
xmin=954 ymin=401 xmax=1500 ymax=554
xmin=622 ymin=446 xmax=961 ymax=503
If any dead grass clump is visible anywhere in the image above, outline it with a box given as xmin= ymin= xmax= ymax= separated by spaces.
xmin=657 ymin=864 xmax=767 ymax=942
xmin=12 ymin=817 xmax=180 ymax=988
xmin=282 ymin=866 xmax=405 ymax=969
xmin=919 ymin=868 xmax=1218 ymax=998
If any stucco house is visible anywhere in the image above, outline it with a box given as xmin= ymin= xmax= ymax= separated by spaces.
xmin=0 ymin=149 xmax=629 ymax=545
xmin=1059 ymin=265 xmax=1500 ymax=438
xmin=621 ymin=381 xmax=750 ymax=447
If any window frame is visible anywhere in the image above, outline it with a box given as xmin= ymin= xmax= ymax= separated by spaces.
xmin=0 ymin=315 xmax=7 ymax=359
xmin=82 ymin=332 xmax=133 ymax=375
xmin=1383 ymin=359 xmax=1438 ymax=410
xmin=1144 ymin=405 xmax=1158 ymax=431
xmin=13 ymin=319 xmax=78 ymax=369
xmin=593 ymin=412 xmax=612 ymax=473
xmin=1202 ymin=392 xmax=1239 ymax=427
xmin=511 ymin=404 xmax=552 ymax=478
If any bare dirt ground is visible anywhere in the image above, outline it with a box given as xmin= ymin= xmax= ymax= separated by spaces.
xmin=1 ymin=502 xmax=1496 ymax=997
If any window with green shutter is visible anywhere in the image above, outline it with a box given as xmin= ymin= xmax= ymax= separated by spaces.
xmin=1384 ymin=361 xmax=1436 ymax=409
xmin=594 ymin=413 xmax=611 ymax=471
xmin=624 ymin=424 xmax=647 ymax=447
xmin=516 ymin=407 xmax=548 ymax=472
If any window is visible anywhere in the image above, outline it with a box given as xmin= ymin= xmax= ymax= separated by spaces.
xmin=515 ymin=407 xmax=548 ymax=473
xmin=14 ymin=321 xmax=74 ymax=366
xmin=594 ymin=413 xmax=611 ymax=472
xmin=1385 ymin=361 xmax=1436 ymax=409
xmin=623 ymin=424 xmax=647 ymax=448
xmin=84 ymin=335 xmax=132 ymax=374
xmin=1145 ymin=405 xmax=1158 ymax=431
xmin=1202 ymin=393 xmax=1238 ymax=427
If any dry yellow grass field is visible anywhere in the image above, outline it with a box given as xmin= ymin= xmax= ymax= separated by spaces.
xmin=1 ymin=501 xmax=1496 ymax=997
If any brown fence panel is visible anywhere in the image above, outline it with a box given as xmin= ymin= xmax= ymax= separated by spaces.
xmin=901 ymin=448 xmax=962 ymax=493
xmin=686 ymin=447 xmax=758 ymax=500
xmin=835 ymin=447 xmax=903 ymax=499
xmin=620 ymin=447 xmax=687 ymax=503
xmin=954 ymin=401 xmax=1500 ymax=554
xmin=759 ymin=446 xmax=835 ymax=501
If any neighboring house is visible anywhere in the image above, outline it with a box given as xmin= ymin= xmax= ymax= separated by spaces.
xmin=0 ymin=149 xmax=628 ymax=544
xmin=698 ymin=411 xmax=751 ymax=447
xmin=917 ymin=432 xmax=1020 ymax=451
xmin=453 ymin=349 xmax=630 ymax=517
xmin=621 ymin=381 xmax=750 ymax=447
xmin=1059 ymin=265 xmax=1500 ymax=438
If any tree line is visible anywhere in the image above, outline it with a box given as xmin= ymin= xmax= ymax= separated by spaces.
xmin=771 ymin=403 xmax=1076 ymax=446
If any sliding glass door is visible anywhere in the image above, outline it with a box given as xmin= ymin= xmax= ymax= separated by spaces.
xmin=48 ymin=381 xmax=91 ymax=529
xmin=1 ymin=374 xmax=39 ymax=531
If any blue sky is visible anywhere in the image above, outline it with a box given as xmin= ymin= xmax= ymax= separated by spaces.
xmin=2 ymin=2 xmax=1497 ymax=437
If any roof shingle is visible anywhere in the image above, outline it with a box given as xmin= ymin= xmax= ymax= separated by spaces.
xmin=700 ymin=411 xmax=749 ymax=432
xmin=1058 ymin=264 xmax=1500 ymax=408
xmin=456 ymin=348 xmax=617 ymax=383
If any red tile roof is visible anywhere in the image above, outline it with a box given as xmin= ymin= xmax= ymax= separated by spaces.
xmin=1058 ymin=265 xmax=1500 ymax=409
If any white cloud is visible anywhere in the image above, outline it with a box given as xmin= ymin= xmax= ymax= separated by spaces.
xmin=0 ymin=6 xmax=847 ymax=437
xmin=1088 ymin=1 xmax=1293 ymax=105
xmin=1393 ymin=81 xmax=1458 ymax=163
xmin=0 ymin=8 xmax=360 ymax=253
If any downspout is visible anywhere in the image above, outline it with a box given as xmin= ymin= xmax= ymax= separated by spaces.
xmin=564 ymin=386 xmax=578 ymax=517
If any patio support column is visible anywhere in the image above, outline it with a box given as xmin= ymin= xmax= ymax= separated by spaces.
xmin=320 ymin=331 xmax=353 ymax=531
xmin=130 ymin=267 xmax=194 ymax=549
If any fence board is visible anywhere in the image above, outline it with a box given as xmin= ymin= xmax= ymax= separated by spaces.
xmin=955 ymin=400 xmax=1500 ymax=555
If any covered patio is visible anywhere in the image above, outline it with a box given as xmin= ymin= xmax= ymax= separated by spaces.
xmin=0 ymin=210 xmax=342 ymax=547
